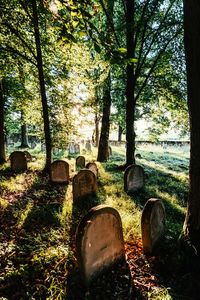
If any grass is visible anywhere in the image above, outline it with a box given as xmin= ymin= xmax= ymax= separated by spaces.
xmin=0 ymin=144 xmax=192 ymax=299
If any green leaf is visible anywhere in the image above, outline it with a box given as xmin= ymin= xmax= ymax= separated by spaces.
xmin=118 ymin=47 xmax=127 ymax=54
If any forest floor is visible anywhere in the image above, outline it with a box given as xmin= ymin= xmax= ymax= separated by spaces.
xmin=0 ymin=144 xmax=200 ymax=299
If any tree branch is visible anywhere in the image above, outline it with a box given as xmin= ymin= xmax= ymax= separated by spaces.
xmin=98 ymin=0 xmax=121 ymax=47
xmin=0 ymin=45 xmax=37 ymax=66
xmin=135 ymin=28 xmax=182 ymax=102
xmin=135 ymin=1 xmax=175 ymax=78
xmin=2 ymin=21 xmax=37 ymax=60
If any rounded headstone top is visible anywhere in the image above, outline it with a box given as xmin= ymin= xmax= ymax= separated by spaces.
xmin=124 ymin=164 xmax=144 ymax=193
xmin=141 ymin=198 xmax=165 ymax=254
xmin=76 ymin=204 xmax=125 ymax=285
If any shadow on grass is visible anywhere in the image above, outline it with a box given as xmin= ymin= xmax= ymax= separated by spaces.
xmin=0 ymin=168 xmax=69 ymax=299
xmin=103 ymin=160 xmax=198 ymax=299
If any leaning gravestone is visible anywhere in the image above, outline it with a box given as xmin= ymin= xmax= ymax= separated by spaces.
xmin=76 ymin=205 xmax=126 ymax=286
xmin=50 ymin=160 xmax=69 ymax=183
xmin=124 ymin=164 xmax=144 ymax=193
xmin=76 ymin=156 xmax=85 ymax=169
xmin=10 ymin=151 xmax=27 ymax=172
xmin=86 ymin=162 xmax=98 ymax=178
xmin=73 ymin=169 xmax=97 ymax=202
xmin=24 ymin=150 xmax=32 ymax=162
xmin=141 ymin=198 xmax=165 ymax=254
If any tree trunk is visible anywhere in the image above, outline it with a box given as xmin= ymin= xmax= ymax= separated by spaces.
xmin=97 ymin=73 xmax=111 ymax=162
xmin=118 ymin=125 xmax=123 ymax=142
xmin=183 ymin=0 xmax=200 ymax=251
xmin=95 ymin=111 xmax=100 ymax=147
xmin=125 ymin=0 xmax=136 ymax=166
xmin=20 ymin=111 xmax=29 ymax=148
xmin=31 ymin=0 xmax=52 ymax=172
xmin=0 ymin=79 xmax=6 ymax=164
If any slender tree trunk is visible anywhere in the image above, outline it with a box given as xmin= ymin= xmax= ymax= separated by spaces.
xmin=95 ymin=111 xmax=100 ymax=147
xmin=97 ymin=0 xmax=114 ymax=162
xmin=20 ymin=111 xmax=29 ymax=148
xmin=31 ymin=0 xmax=52 ymax=171
xmin=183 ymin=0 xmax=200 ymax=251
xmin=97 ymin=73 xmax=111 ymax=161
xmin=118 ymin=125 xmax=123 ymax=142
xmin=0 ymin=79 xmax=6 ymax=164
xmin=125 ymin=0 xmax=136 ymax=166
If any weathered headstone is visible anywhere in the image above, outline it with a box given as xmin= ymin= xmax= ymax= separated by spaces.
xmin=76 ymin=156 xmax=85 ymax=169
xmin=108 ymin=145 xmax=112 ymax=157
xmin=141 ymin=198 xmax=165 ymax=254
xmin=53 ymin=147 xmax=59 ymax=155
xmin=85 ymin=140 xmax=92 ymax=152
xmin=68 ymin=142 xmax=75 ymax=155
xmin=73 ymin=169 xmax=97 ymax=202
xmin=10 ymin=151 xmax=27 ymax=172
xmin=50 ymin=160 xmax=69 ymax=183
xmin=76 ymin=205 xmax=125 ymax=286
xmin=86 ymin=162 xmax=98 ymax=178
xmin=30 ymin=141 xmax=36 ymax=149
xmin=124 ymin=164 xmax=144 ymax=193
xmin=24 ymin=150 xmax=32 ymax=162
xmin=74 ymin=143 xmax=80 ymax=154
xmin=41 ymin=143 xmax=45 ymax=151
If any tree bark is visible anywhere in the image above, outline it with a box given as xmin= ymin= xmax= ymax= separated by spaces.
xmin=20 ymin=111 xmax=29 ymax=148
xmin=97 ymin=0 xmax=114 ymax=162
xmin=183 ymin=0 xmax=200 ymax=251
xmin=31 ymin=0 xmax=52 ymax=172
xmin=97 ymin=73 xmax=111 ymax=161
xmin=125 ymin=0 xmax=136 ymax=166
xmin=95 ymin=111 xmax=100 ymax=147
xmin=0 ymin=79 xmax=6 ymax=164
xmin=118 ymin=125 xmax=123 ymax=142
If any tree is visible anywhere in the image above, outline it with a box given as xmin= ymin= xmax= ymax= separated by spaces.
xmin=78 ymin=0 xmax=183 ymax=165
xmin=183 ymin=0 xmax=200 ymax=252
xmin=30 ymin=0 xmax=52 ymax=171
xmin=0 ymin=79 xmax=6 ymax=164
xmin=1 ymin=0 xmax=52 ymax=171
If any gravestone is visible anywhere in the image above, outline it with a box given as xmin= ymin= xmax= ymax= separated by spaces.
xmin=41 ymin=143 xmax=45 ymax=151
xmin=141 ymin=198 xmax=165 ymax=254
xmin=76 ymin=156 xmax=85 ymax=169
xmin=108 ymin=145 xmax=112 ymax=157
xmin=74 ymin=143 xmax=80 ymax=154
xmin=50 ymin=160 xmax=69 ymax=183
xmin=24 ymin=151 xmax=32 ymax=162
xmin=76 ymin=205 xmax=126 ymax=286
xmin=30 ymin=141 xmax=36 ymax=149
xmin=124 ymin=164 xmax=144 ymax=193
xmin=68 ymin=142 xmax=75 ymax=155
xmin=73 ymin=169 xmax=97 ymax=202
xmin=85 ymin=140 xmax=92 ymax=152
xmin=10 ymin=151 xmax=27 ymax=172
xmin=86 ymin=162 xmax=98 ymax=178
xmin=53 ymin=147 xmax=59 ymax=155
